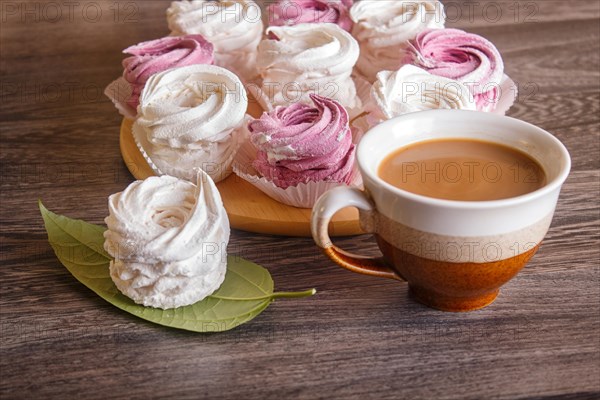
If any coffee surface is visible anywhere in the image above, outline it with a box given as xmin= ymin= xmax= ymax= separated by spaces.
xmin=378 ymin=138 xmax=546 ymax=201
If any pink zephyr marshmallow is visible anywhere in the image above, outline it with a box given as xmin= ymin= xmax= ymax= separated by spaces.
xmin=249 ymin=94 xmax=356 ymax=189
xmin=268 ymin=0 xmax=353 ymax=32
xmin=405 ymin=28 xmax=505 ymax=112
xmin=122 ymin=34 xmax=214 ymax=110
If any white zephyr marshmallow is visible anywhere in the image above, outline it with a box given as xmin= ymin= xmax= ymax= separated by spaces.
xmin=367 ymin=65 xmax=476 ymax=122
xmin=104 ymin=172 xmax=230 ymax=309
xmin=257 ymin=23 xmax=361 ymax=113
xmin=133 ymin=64 xmax=248 ymax=183
xmin=350 ymin=0 xmax=445 ymax=82
xmin=167 ymin=0 xmax=263 ymax=81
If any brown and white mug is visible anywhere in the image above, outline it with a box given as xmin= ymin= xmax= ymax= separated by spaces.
xmin=311 ymin=110 xmax=571 ymax=311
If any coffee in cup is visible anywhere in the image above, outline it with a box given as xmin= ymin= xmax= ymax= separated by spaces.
xmin=378 ymin=138 xmax=546 ymax=201
xmin=311 ymin=110 xmax=570 ymax=312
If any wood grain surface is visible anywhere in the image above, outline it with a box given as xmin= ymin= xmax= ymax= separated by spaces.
xmin=1 ymin=1 xmax=599 ymax=399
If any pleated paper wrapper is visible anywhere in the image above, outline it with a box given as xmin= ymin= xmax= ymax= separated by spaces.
xmin=233 ymin=139 xmax=362 ymax=209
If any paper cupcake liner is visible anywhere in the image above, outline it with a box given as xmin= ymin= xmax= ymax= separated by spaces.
xmin=232 ymin=139 xmax=362 ymax=209
xmin=132 ymin=119 xmax=248 ymax=183
xmin=491 ymin=74 xmax=518 ymax=115
xmin=353 ymin=73 xmax=372 ymax=108
xmin=104 ymin=77 xmax=136 ymax=120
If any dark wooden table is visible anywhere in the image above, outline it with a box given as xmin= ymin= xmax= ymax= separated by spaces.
xmin=1 ymin=1 xmax=599 ymax=398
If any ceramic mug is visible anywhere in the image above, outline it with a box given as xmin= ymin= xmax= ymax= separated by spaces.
xmin=311 ymin=110 xmax=571 ymax=311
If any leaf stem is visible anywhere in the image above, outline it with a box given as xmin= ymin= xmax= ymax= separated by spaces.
xmin=271 ymin=288 xmax=317 ymax=299
xmin=210 ymin=288 xmax=316 ymax=301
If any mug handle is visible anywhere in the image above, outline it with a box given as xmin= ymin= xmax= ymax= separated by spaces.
xmin=311 ymin=186 xmax=404 ymax=281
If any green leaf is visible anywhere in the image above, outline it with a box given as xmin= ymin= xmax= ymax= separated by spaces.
xmin=39 ymin=201 xmax=315 ymax=332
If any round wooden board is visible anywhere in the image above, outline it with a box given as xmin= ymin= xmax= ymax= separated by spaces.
xmin=119 ymin=118 xmax=362 ymax=237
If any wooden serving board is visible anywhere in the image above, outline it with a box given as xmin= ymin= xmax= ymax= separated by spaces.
xmin=119 ymin=118 xmax=362 ymax=237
